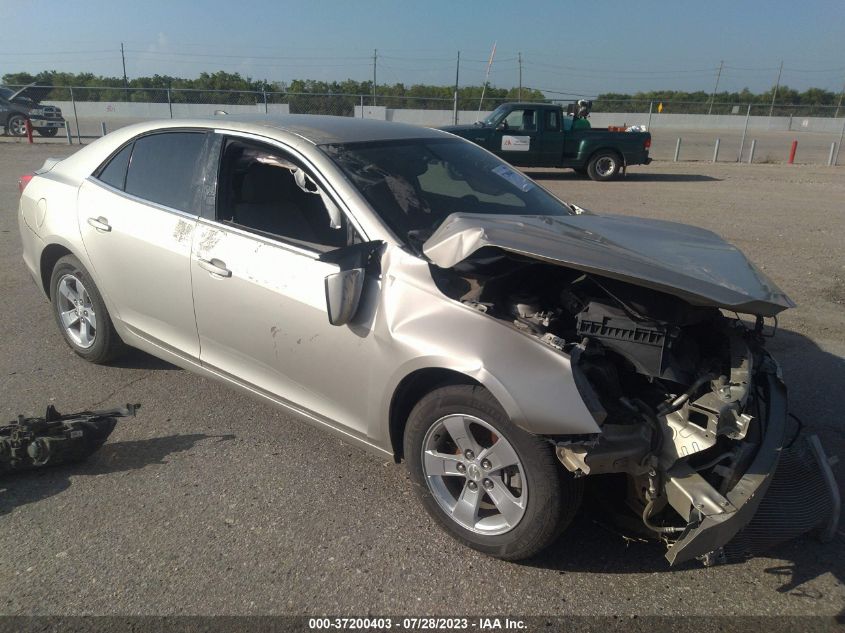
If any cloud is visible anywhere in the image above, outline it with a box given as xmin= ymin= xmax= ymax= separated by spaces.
xmin=147 ymin=32 xmax=170 ymax=54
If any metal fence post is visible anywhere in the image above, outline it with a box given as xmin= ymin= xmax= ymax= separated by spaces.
xmin=738 ymin=104 xmax=751 ymax=162
xmin=828 ymin=142 xmax=837 ymax=166
xmin=835 ymin=118 xmax=845 ymax=166
xmin=101 ymin=122 xmax=107 ymax=136
xmin=646 ymin=101 xmax=653 ymax=131
xmin=360 ymin=95 xmax=364 ymax=117
xmin=167 ymin=89 xmax=173 ymax=118
xmin=674 ymin=138 xmax=681 ymax=162
xmin=69 ymin=87 xmax=81 ymax=144
xmin=65 ymin=122 xmax=73 ymax=145
xmin=712 ymin=138 xmax=720 ymax=162
xmin=263 ymin=91 xmax=268 ymax=114
xmin=748 ymin=139 xmax=757 ymax=164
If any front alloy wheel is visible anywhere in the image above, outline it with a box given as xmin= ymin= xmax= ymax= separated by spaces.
xmin=405 ymin=384 xmax=582 ymax=560
xmin=7 ymin=115 xmax=27 ymax=137
xmin=422 ymin=414 xmax=528 ymax=535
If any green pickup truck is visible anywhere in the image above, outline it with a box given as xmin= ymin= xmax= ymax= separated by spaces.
xmin=441 ymin=101 xmax=651 ymax=181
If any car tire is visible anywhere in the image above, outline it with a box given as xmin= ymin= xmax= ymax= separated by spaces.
xmin=404 ymin=384 xmax=581 ymax=560
xmin=586 ymin=150 xmax=622 ymax=181
xmin=7 ymin=114 xmax=27 ymax=137
xmin=49 ymin=254 xmax=127 ymax=364
xmin=37 ymin=127 xmax=59 ymax=137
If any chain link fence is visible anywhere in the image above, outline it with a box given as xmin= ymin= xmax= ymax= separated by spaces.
xmin=5 ymin=85 xmax=844 ymax=165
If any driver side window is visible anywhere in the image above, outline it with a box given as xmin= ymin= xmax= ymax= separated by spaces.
xmin=216 ymin=138 xmax=360 ymax=251
xmin=502 ymin=108 xmax=536 ymax=132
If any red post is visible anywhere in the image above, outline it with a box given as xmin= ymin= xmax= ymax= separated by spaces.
xmin=25 ymin=119 xmax=33 ymax=144
xmin=788 ymin=140 xmax=798 ymax=164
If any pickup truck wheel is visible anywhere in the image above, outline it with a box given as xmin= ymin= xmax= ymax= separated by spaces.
xmin=50 ymin=255 xmax=127 ymax=364
xmin=587 ymin=151 xmax=621 ymax=181
xmin=7 ymin=114 xmax=27 ymax=137
xmin=405 ymin=384 xmax=582 ymax=560
xmin=36 ymin=127 xmax=59 ymax=137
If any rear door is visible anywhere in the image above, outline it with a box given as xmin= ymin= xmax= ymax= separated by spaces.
xmin=78 ymin=130 xmax=210 ymax=358
xmin=537 ymin=107 xmax=567 ymax=166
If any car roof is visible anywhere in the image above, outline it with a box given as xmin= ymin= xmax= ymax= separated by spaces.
xmin=41 ymin=114 xmax=458 ymax=185
xmin=210 ymin=114 xmax=452 ymax=145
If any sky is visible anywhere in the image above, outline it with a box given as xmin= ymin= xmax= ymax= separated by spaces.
xmin=1 ymin=0 xmax=843 ymax=97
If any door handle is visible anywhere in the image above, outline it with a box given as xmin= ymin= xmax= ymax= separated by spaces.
xmin=87 ymin=216 xmax=112 ymax=232
xmin=197 ymin=257 xmax=232 ymax=278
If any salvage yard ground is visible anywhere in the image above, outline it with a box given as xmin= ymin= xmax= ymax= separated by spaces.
xmin=1 ymin=143 xmax=843 ymax=617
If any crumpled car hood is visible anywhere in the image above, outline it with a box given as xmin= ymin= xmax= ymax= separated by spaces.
xmin=422 ymin=213 xmax=794 ymax=316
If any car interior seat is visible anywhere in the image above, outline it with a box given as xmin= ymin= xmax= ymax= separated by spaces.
xmin=521 ymin=110 xmax=536 ymax=131
xmin=234 ymin=163 xmax=316 ymax=243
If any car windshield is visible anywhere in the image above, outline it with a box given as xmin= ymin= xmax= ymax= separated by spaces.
xmin=321 ymin=137 xmax=572 ymax=248
xmin=479 ymin=104 xmax=509 ymax=126
xmin=0 ymin=87 xmax=33 ymax=104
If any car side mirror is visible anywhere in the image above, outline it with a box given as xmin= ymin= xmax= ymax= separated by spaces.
xmin=318 ymin=240 xmax=385 ymax=327
xmin=497 ymin=121 xmax=507 ymax=131
xmin=324 ymin=268 xmax=364 ymax=326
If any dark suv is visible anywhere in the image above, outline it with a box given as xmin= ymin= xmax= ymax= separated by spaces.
xmin=1 ymin=83 xmax=65 ymax=137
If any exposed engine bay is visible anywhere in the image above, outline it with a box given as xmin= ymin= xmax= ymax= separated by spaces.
xmin=431 ymin=250 xmax=840 ymax=564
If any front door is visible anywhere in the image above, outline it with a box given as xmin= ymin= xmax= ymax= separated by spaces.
xmin=491 ymin=107 xmax=541 ymax=166
xmin=190 ymin=134 xmax=376 ymax=435
xmin=78 ymin=131 xmax=208 ymax=357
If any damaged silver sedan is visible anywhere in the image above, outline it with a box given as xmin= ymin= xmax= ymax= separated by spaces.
xmin=18 ymin=116 xmax=839 ymax=564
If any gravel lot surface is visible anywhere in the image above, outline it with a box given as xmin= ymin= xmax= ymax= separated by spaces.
xmin=5 ymin=123 xmax=844 ymax=166
xmin=1 ymin=143 xmax=843 ymax=617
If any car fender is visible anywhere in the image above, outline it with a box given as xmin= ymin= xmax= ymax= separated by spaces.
xmin=376 ymin=250 xmax=601 ymax=442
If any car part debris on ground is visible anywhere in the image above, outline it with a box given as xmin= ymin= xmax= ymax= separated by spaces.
xmin=1 ymin=403 xmax=139 ymax=474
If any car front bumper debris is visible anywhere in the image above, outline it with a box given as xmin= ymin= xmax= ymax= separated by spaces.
xmin=664 ymin=357 xmax=840 ymax=565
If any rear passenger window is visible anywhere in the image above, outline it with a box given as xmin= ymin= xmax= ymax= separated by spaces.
xmin=96 ymin=143 xmax=133 ymax=190
xmin=545 ymin=110 xmax=560 ymax=132
xmin=124 ymin=132 xmax=206 ymax=212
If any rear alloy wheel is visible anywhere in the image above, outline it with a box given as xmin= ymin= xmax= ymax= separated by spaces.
xmin=7 ymin=114 xmax=27 ymax=137
xmin=405 ymin=384 xmax=581 ymax=560
xmin=50 ymin=255 xmax=127 ymax=363
xmin=586 ymin=151 xmax=621 ymax=181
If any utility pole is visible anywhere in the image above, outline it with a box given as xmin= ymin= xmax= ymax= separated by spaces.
xmin=453 ymin=51 xmax=460 ymax=125
xmin=372 ymin=49 xmax=377 ymax=106
xmin=708 ymin=60 xmax=723 ymax=115
xmin=121 ymin=42 xmax=128 ymax=101
xmin=768 ymin=60 xmax=783 ymax=118
xmin=518 ymin=52 xmax=523 ymax=101
xmin=477 ymin=41 xmax=497 ymax=117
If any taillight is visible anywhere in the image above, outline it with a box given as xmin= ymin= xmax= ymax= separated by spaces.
xmin=644 ymin=138 xmax=651 ymax=150
xmin=18 ymin=173 xmax=34 ymax=195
